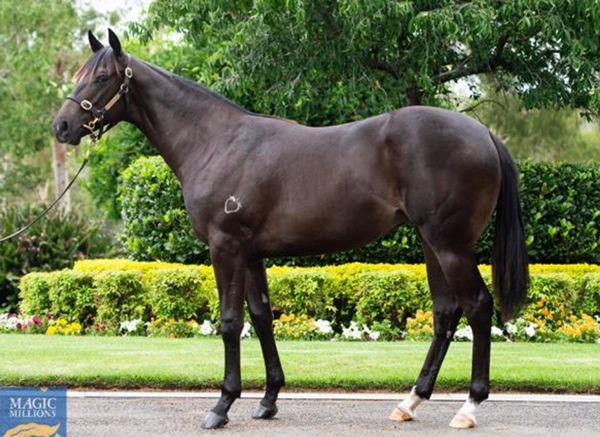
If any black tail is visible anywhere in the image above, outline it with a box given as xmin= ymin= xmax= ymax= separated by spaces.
xmin=490 ymin=133 xmax=529 ymax=321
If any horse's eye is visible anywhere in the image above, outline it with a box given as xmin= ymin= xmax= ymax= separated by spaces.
xmin=97 ymin=75 xmax=108 ymax=84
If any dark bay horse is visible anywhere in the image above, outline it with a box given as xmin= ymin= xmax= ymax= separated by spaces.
xmin=53 ymin=30 xmax=529 ymax=430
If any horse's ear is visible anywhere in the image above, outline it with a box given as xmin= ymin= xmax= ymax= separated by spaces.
xmin=88 ymin=30 xmax=103 ymax=52
xmin=108 ymin=28 xmax=122 ymax=57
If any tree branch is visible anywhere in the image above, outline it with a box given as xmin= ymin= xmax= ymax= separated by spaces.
xmin=369 ymin=59 xmax=400 ymax=80
xmin=431 ymin=34 xmax=510 ymax=85
xmin=459 ymin=98 xmax=509 ymax=114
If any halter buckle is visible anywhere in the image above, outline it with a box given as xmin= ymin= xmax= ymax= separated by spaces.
xmin=81 ymin=100 xmax=93 ymax=111
xmin=84 ymin=117 xmax=99 ymax=132
xmin=120 ymin=83 xmax=129 ymax=93
xmin=125 ymin=67 xmax=133 ymax=78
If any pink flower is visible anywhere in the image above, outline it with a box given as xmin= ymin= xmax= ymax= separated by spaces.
xmin=45 ymin=313 xmax=51 ymax=319
xmin=32 ymin=316 xmax=42 ymax=325
xmin=16 ymin=323 xmax=22 ymax=329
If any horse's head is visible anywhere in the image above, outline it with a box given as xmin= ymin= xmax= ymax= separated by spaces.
xmin=53 ymin=30 xmax=131 ymax=145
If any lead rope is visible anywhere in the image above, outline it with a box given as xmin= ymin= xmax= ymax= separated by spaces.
xmin=0 ymin=139 xmax=97 ymax=243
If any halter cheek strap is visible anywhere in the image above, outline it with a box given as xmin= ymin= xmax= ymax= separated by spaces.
xmin=66 ymin=58 xmax=133 ymax=141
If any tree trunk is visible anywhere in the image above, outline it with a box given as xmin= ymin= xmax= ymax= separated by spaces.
xmin=407 ymin=87 xmax=423 ymax=106
xmin=52 ymin=138 xmax=70 ymax=212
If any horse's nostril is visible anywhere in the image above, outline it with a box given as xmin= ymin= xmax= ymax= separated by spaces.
xmin=53 ymin=119 xmax=69 ymax=136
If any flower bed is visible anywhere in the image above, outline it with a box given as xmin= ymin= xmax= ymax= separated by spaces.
xmin=14 ymin=260 xmax=600 ymax=343
xmin=1 ymin=310 xmax=598 ymax=343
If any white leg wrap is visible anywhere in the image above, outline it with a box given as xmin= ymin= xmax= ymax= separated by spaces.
xmin=399 ymin=386 xmax=424 ymax=412
xmin=449 ymin=397 xmax=478 ymax=428
xmin=389 ymin=386 xmax=424 ymax=421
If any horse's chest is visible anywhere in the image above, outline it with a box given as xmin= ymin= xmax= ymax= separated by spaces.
xmin=181 ymin=190 xmax=215 ymax=244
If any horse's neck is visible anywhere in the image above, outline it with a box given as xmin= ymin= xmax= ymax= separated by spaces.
xmin=126 ymin=59 xmax=244 ymax=183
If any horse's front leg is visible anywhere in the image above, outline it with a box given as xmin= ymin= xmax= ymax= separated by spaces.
xmin=203 ymin=244 xmax=247 ymax=429
xmin=245 ymin=259 xmax=285 ymax=419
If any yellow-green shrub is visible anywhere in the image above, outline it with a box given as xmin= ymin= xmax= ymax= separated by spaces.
xmin=19 ymin=273 xmax=52 ymax=316
xmin=148 ymin=268 xmax=217 ymax=321
xmin=94 ymin=271 xmax=147 ymax=325
xmin=46 ymin=271 xmax=95 ymax=325
xmin=18 ymin=260 xmax=600 ymax=330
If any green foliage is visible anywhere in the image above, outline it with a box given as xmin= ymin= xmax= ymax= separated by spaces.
xmin=133 ymin=0 xmax=600 ymax=121
xmin=118 ymin=156 xmax=600 ymax=265
xmin=576 ymin=275 xmax=600 ymax=318
xmin=518 ymin=162 xmax=600 ymax=263
xmin=18 ymin=274 xmax=52 ymax=316
xmin=269 ymin=271 xmax=334 ymax=320
xmin=118 ymin=156 xmax=208 ymax=263
xmin=94 ymin=271 xmax=147 ymax=325
xmin=354 ymin=272 xmax=430 ymax=328
xmin=148 ymin=269 xmax=215 ymax=321
xmin=46 ymin=272 xmax=95 ymax=325
xmin=0 ymin=204 xmax=117 ymax=312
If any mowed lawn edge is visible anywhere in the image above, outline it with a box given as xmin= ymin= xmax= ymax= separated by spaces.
xmin=1 ymin=334 xmax=599 ymax=393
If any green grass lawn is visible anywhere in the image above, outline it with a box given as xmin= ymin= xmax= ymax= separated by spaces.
xmin=1 ymin=334 xmax=599 ymax=393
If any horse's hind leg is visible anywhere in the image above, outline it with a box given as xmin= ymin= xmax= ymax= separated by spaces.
xmin=245 ymin=259 xmax=285 ymax=420
xmin=389 ymin=237 xmax=462 ymax=422
xmin=432 ymin=246 xmax=493 ymax=429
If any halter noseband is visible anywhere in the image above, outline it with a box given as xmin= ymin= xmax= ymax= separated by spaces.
xmin=66 ymin=57 xmax=133 ymax=141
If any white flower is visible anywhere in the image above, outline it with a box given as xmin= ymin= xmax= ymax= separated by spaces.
xmin=368 ymin=330 xmax=381 ymax=341
xmin=491 ymin=326 xmax=504 ymax=337
xmin=1 ymin=315 xmax=24 ymax=330
xmin=504 ymin=322 xmax=517 ymax=335
xmin=315 ymin=319 xmax=333 ymax=335
xmin=342 ymin=321 xmax=363 ymax=340
xmin=240 ymin=322 xmax=252 ymax=339
xmin=199 ymin=320 xmax=215 ymax=336
xmin=454 ymin=326 xmax=473 ymax=341
xmin=120 ymin=318 xmax=142 ymax=333
xmin=525 ymin=323 xmax=536 ymax=338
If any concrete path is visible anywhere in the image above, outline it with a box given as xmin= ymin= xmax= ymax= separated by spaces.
xmin=67 ymin=391 xmax=600 ymax=436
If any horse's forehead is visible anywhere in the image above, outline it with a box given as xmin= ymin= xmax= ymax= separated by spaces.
xmin=73 ymin=51 xmax=115 ymax=83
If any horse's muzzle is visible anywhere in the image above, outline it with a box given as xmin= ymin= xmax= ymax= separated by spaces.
xmin=52 ymin=118 xmax=82 ymax=145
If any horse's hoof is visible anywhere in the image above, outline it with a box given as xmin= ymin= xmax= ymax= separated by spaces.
xmin=203 ymin=411 xmax=229 ymax=429
xmin=449 ymin=412 xmax=476 ymax=429
xmin=252 ymin=402 xmax=278 ymax=419
xmin=389 ymin=406 xmax=415 ymax=422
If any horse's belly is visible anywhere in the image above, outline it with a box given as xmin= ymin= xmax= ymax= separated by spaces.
xmin=253 ymin=199 xmax=407 ymax=257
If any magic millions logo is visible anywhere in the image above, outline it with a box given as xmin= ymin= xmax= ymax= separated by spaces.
xmin=0 ymin=387 xmax=66 ymax=437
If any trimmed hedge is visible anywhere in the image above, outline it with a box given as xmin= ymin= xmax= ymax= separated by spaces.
xmin=118 ymin=157 xmax=600 ymax=265
xmin=19 ymin=260 xmax=600 ymax=329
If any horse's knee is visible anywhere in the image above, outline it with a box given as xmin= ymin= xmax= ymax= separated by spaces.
xmin=220 ymin=317 xmax=244 ymax=341
xmin=463 ymin=290 xmax=493 ymax=324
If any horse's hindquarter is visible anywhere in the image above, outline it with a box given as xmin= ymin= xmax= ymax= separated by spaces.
xmin=388 ymin=107 xmax=502 ymax=246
